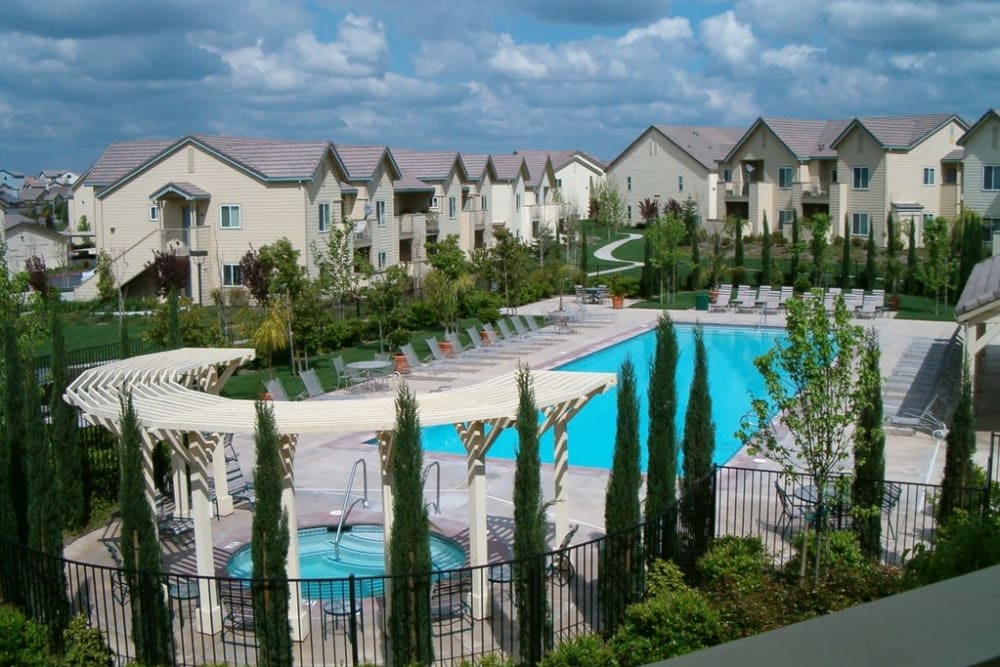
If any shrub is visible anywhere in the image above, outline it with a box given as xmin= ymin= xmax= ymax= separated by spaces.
xmin=645 ymin=559 xmax=687 ymax=597
xmin=784 ymin=530 xmax=867 ymax=578
xmin=793 ymin=273 xmax=812 ymax=294
xmin=63 ymin=615 xmax=113 ymax=667
xmin=697 ymin=536 xmax=770 ymax=589
xmin=610 ymin=588 xmax=723 ymax=666
xmin=851 ymin=236 xmax=864 ymax=248
xmin=322 ymin=318 xmax=365 ymax=349
xmin=904 ymin=499 xmax=1000 ymax=588
xmin=0 ymin=605 xmax=51 ymax=667
xmin=540 ymin=635 xmax=617 ymax=667
xmin=403 ymin=300 xmax=439 ymax=331
xmin=388 ymin=328 xmax=411 ymax=350
xmin=459 ymin=290 xmax=502 ymax=324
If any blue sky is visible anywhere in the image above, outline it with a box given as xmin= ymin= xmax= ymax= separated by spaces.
xmin=1 ymin=0 xmax=996 ymax=174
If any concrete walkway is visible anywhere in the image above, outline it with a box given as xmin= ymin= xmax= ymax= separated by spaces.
xmin=588 ymin=232 xmax=642 ymax=277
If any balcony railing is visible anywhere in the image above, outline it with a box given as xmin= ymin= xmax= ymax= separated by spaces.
xmin=396 ymin=213 xmax=426 ymax=237
xmin=353 ymin=219 xmax=372 ymax=245
xmin=161 ymin=225 xmax=212 ymax=255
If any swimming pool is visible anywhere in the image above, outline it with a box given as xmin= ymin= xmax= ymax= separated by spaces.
xmin=226 ymin=525 xmax=466 ymax=599
xmin=421 ymin=324 xmax=784 ymax=469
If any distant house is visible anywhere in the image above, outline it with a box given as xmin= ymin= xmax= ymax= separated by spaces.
xmin=4 ymin=213 xmax=69 ymax=276
xmin=38 ymin=170 xmax=79 ymax=186
xmin=459 ymin=153 xmax=499 ymax=249
xmin=958 ymin=109 xmax=1000 ymax=246
xmin=0 ymin=169 xmax=24 ymax=195
xmin=334 ymin=145 xmax=405 ymax=273
xmin=607 ymin=125 xmax=744 ymax=226
xmin=478 ymin=154 xmax=531 ymax=241
xmin=516 ymin=149 xmax=605 ymax=221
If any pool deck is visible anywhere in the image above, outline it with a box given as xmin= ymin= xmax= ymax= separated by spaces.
xmin=66 ymin=297 xmax=989 ymax=575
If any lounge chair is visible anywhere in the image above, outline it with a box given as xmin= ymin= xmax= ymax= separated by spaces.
xmin=299 ymin=368 xmax=326 ymax=398
xmin=445 ymin=332 xmax=496 ymax=362
xmin=425 ymin=337 xmax=463 ymax=369
xmin=775 ymin=481 xmax=813 ymax=537
xmin=524 ymin=314 xmax=559 ymax=335
xmin=510 ymin=315 xmax=543 ymax=338
xmin=483 ymin=323 xmax=532 ymax=349
xmin=401 ymin=343 xmax=442 ymax=375
xmin=265 ymin=378 xmax=293 ymax=401
xmin=497 ymin=319 xmax=546 ymax=347
xmin=430 ymin=574 xmax=473 ymax=636
xmin=856 ymin=297 xmax=879 ymax=319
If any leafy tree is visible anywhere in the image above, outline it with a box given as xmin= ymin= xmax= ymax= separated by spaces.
xmin=388 ymin=384 xmax=433 ymax=667
xmin=919 ymin=216 xmax=954 ymax=313
xmin=739 ymin=297 xmax=865 ymax=580
xmin=146 ymin=247 xmax=187 ymax=296
xmin=808 ymin=213 xmax=830 ymax=287
xmin=939 ymin=361 xmax=976 ymax=523
xmin=681 ymin=327 xmax=715 ymax=564
xmin=602 ymin=358 xmax=642 ymax=634
xmin=885 ymin=212 xmax=900 ymax=295
xmin=906 ymin=220 xmax=919 ymax=294
xmin=96 ymin=250 xmax=117 ymax=307
xmin=513 ymin=365 xmax=549 ymax=664
xmin=864 ymin=222 xmax=877 ymax=291
xmin=594 ymin=180 xmax=625 ymax=240
xmin=25 ymin=256 xmax=49 ymax=295
xmin=76 ymin=214 xmax=90 ymax=232
xmin=3 ymin=319 xmax=27 ymax=545
xmin=311 ymin=222 xmax=367 ymax=318
xmin=240 ymin=245 xmax=271 ymax=305
xmin=580 ymin=230 xmax=589 ymax=275
xmin=637 ymin=198 xmax=659 ymax=223
xmin=647 ymin=213 xmax=687 ymax=303
xmin=49 ymin=303 xmax=84 ymax=528
xmin=707 ymin=233 xmax=726 ymax=288
xmin=790 ymin=209 xmax=801 ymax=280
xmin=852 ymin=329 xmax=884 ymax=560
xmin=957 ymin=209 xmax=984 ymax=296
xmin=760 ymin=213 xmax=772 ymax=287
xmin=683 ymin=199 xmax=701 ymax=288
xmin=487 ymin=229 xmax=534 ymax=308
xmin=426 ymin=234 xmax=469 ymax=280
xmin=645 ymin=316 xmax=679 ymax=561
xmin=423 ymin=269 xmax=472 ymax=334
xmin=365 ymin=265 xmax=410 ymax=352
xmin=250 ymin=400 xmax=292 ymax=667
xmin=166 ymin=287 xmax=181 ymax=349
xmin=118 ymin=390 xmax=172 ymax=666
xmin=840 ymin=215 xmax=852 ymax=290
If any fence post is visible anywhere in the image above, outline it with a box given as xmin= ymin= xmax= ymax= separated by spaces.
xmin=347 ymin=574 xmax=359 ymax=667
xmin=710 ymin=464 xmax=718 ymax=539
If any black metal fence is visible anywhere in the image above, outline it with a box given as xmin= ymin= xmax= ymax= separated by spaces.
xmin=35 ymin=337 xmax=166 ymax=384
xmin=0 ymin=465 xmax=988 ymax=667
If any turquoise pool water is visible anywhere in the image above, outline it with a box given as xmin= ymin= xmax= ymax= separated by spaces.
xmin=227 ymin=525 xmax=466 ymax=599
xmin=421 ymin=324 xmax=784 ymax=470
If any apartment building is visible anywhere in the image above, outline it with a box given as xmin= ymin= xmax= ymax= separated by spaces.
xmin=515 ymin=151 xmax=562 ymax=239
xmin=478 ymin=154 xmax=531 ymax=241
xmin=515 ymin=149 xmax=605 ymax=223
xmin=607 ymin=125 xmax=744 ymax=225
xmin=459 ymin=153 xmax=499 ymax=248
xmin=957 ymin=109 xmax=1000 ymax=246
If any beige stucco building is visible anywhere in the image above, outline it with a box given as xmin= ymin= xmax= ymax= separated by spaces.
xmin=958 ymin=109 xmax=1000 ymax=247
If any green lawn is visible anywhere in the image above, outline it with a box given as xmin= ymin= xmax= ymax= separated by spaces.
xmin=33 ymin=315 xmax=152 ymax=356
xmin=894 ymin=294 xmax=957 ymax=322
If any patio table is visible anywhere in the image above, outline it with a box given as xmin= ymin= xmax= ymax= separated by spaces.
xmin=347 ymin=360 xmax=392 ymax=390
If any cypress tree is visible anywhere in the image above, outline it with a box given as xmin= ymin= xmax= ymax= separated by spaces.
xmin=645 ymin=315 xmax=679 ymax=561
xmin=513 ymin=365 xmax=548 ymax=665
xmin=733 ymin=218 xmax=745 ymax=284
xmin=251 ymin=400 xmax=292 ymax=667
xmin=939 ymin=362 xmax=976 ymax=523
xmin=760 ymin=212 xmax=772 ymax=287
xmin=118 ymin=390 xmax=173 ymax=666
xmin=681 ymin=326 xmax=715 ymax=564
xmin=601 ymin=358 xmax=642 ymax=635
xmin=388 ymin=384 xmax=433 ymax=667
xmin=865 ymin=222 xmax=877 ymax=291
xmin=4 ymin=320 xmax=28 ymax=545
xmin=790 ymin=209 xmax=801 ymax=280
xmin=852 ymin=329 xmax=884 ymax=560
xmin=906 ymin=220 xmax=919 ymax=294
xmin=167 ymin=287 xmax=181 ymax=349
xmin=580 ymin=231 xmax=589 ymax=276
xmin=958 ymin=210 xmax=983 ymax=295
xmin=119 ymin=314 xmax=131 ymax=360
xmin=689 ymin=222 xmax=702 ymax=290
xmin=840 ymin=214 xmax=852 ymax=290
xmin=886 ymin=212 xmax=899 ymax=294
xmin=50 ymin=304 xmax=85 ymax=529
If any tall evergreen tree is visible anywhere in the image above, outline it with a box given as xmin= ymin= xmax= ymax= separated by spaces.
xmin=388 ymin=384 xmax=433 ymax=667
xmin=167 ymin=287 xmax=181 ymax=349
xmin=840 ymin=214 xmax=852 ymax=290
xmin=251 ymin=400 xmax=292 ymax=667
xmin=733 ymin=218 xmax=745 ymax=284
xmin=50 ymin=304 xmax=85 ymax=529
xmin=513 ymin=365 xmax=548 ymax=664
xmin=601 ymin=358 xmax=642 ymax=634
xmin=906 ymin=220 xmax=919 ymax=294
xmin=645 ymin=316 xmax=679 ymax=561
xmin=119 ymin=314 xmax=131 ymax=360
xmin=790 ymin=209 xmax=801 ymax=279
xmin=4 ymin=320 xmax=28 ymax=544
xmin=686 ymin=200 xmax=702 ymax=289
xmin=580 ymin=231 xmax=589 ymax=276
xmin=25 ymin=356 xmax=70 ymax=641
xmin=885 ymin=212 xmax=900 ymax=295
xmin=865 ymin=223 xmax=877 ymax=291
xmin=939 ymin=361 xmax=976 ymax=523
xmin=958 ymin=209 xmax=983 ymax=295
xmin=639 ymin=237 xmax=653 ymax=300
xmin=760 ymin=212 xmax=772 ymax=287
xmin=118 ymin=390 xmax=173 ymax=666
xmin=681 ymin=327 xmax=715 ymax=564
xmin=852 ymin=329 xmax=884 ymax=560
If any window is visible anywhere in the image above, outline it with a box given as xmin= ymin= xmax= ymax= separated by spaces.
xmin=983 ymin=165 xmax=1000 ymax=191
xmin=377 ymin=251 xmax=387 ymax=269
xmin=923 ymin=213 xmax=935 ymax=227
xmin=318 ymin=202 xmax=330 ymax=232
xmin=923 ymin=168 xmax=935 ymax=186
xmin=778 ymin=209 xmax=794 ymax=231
xmin=983 ymin=218 xmax=1000 ymax=243
xmin=852 ymin=167 xmax=870 ymax=190
xmin=778 ymin=166 xmax=794 ymax=189
xmin=556 ymin=178 xmax=562 ymax=188
xmin=376 ymin=200 xmax=386 ymax=226
xmin=831 ymin=169 xmax=838 ymax=183
xmin=627 ymin=177 xmax=632 ymax=192
xmin=220 ymin=204 xmax=241 ymax=229
xmin=481 ymin=195 xmax=488 ymax=211
xmin=722 ymin=169 xmax=733 ymax=182
xmin=148 ymin=205 xmax=158 ymax=222
xmin=627 ymin=205 xmax=632 ymax=221
xmin=851 ymin=212 xmax=869 ymax=236
xmin=678 ymin=175 xmax=684 ymax=192
xmin=943 ymin=166 xmax=958 ymax=185
xmin=515 ymin=193 xmax=522 ymax=210
xmin=428 ymin=196 xmax=439 ymax=210
xmin=222 ymin=264 xmax=242 ymax=287
xmin=448 ymin=196 xmax=457 ymax=219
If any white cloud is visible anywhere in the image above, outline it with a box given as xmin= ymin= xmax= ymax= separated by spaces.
xmin=489 ymin=34 xmax=549 ymax=79
xmin=699 ymin=11 xmax=758 ymax=68
xmin=760 ymin=44 xmax=825 ymax=70
xmin=619 ymin=17 xmax=692 ymax=46
xmin=890 ymin=52 xmax=934 ymax=71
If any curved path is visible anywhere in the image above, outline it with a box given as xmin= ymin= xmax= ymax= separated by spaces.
xmin=589 ymin=232 xmax=643 ymax=277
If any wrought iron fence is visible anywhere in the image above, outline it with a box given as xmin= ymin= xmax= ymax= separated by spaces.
xmin=0 ymin=466 xmax=988 ymax=667
xmin=35 ymin=338 xmax=166 ymax=384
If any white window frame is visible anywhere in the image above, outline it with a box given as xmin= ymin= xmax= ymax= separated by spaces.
xmin=852 ymin=167 xmax=870 ymax=190
xmin=222 ymin=263 xmax=242 ymax=287
xmin=627 ymin=205 xmax=632 ymax=221
xmin=922 ymin=167 xmax=935 ymax=186
xmin=148 ymin=205 xmax=158 ymax=222
xmin=851 ymin=212 xmax=869 ymax=237
xmin=448 ymin=196 xmax=457 ymax=219
xmin=377 ymin=250 xmax=387 ymax=269
xmin=376 ymin=200 xmax=386 ymax=226
xmin=515 ymin=193 xmax=522 ymax=210
xmin=678 ymin=175 xmax=684 ymax=192
xmin=428 ymin=196 xmax=439 ymax=210
xmin=983 ymin=165 xmax=1000 ymax=191
xmin=778 ymin=166 xmax=794 ymax=189
xmin=481 ymin=195 xmax=488 ymax=211
xmin=778 ymin=209 xmax=794 ymax=231
xmin=219 ymin=204 xmax=241 ymax=229
xmin=318 ymin=202 xmax=330 ymax=232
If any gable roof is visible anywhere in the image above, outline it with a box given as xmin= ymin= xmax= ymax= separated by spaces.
xmin=956 ymin=254 xmax=1000 ymax=319
xmin=721 ymin=118 xmax=848 ymax=163
xmin=390 ymin=149 xmax=465 ymax=182
xmin=513 ymin=151 xmax=554 ymax=189
xmin=458 ymin=153 xmax=497 ymax=182
xmin=607 ymin=125 xmax=743 ymax=173
xmin=150 ymin=182 xmax=212 ymax=201
xmin=957 ymin=109 xmax=1000 ymax=147
xmin=334 ymin=145 xmax=402 ymax=182
xmin=831 ymin=113 xmax=966 ymax=150
xmin=489 ymin=154 xmax=529 ymax=182
xmin=515 ymin=149 xmax=605 ymax=174
xmin=85 ymin=140 xmax=176 ymax=186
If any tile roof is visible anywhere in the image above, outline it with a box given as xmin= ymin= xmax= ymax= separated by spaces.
xmin=489 ymin=154 xmax=527 ymax=181
xmin=943 ymin=148 xmax=965 ymax=161
xmin=653 ymin=126 xmax=745 ymax=169
xmin=4 ymin=212 xmax=36 ymax=231
xmin=334 ymin=145 xmax=390 ymax=181
xmin=85 ymin=140 xmax=175 ymax=185
xmin=393 ymin=173 xmax=435 ymax=192
xmin=512 ymin=151 xmax=552 ymax=189
xmin=150 ymin=182 xmax=212 ymax=201
xmin=956 ymin=254 xmax=1000 ymax=317
xmin=760 ymin=118 xmax=849 ymax=159
xmin=390 ymin=149 xmax=461 ymax=181
xmin=191 ymin=135 xmax=331 ymax=180
xmin=459 ymin=153 xmax=492 ymax=181
xmin=856 ymin=113 xmax=959 ymax=148
xmin=957 ymin=109 xmax=1000 ymax=146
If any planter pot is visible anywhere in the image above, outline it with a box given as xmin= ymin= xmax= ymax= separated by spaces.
xmin=611 ymin=295 xmax=625 ymax=309
xmin=393 ymin=355 xmax=410 ymax=374
xmin=480 ymin=330 xmax=491 ymax=344
xmin=439 ymin=341 xmax=456 ymax=358
xmin=708 ymin=290 xmax=719 ymax=304
xmin=887 ymin=295 xmax=901 ymax=311
xmin=258 ymin=392 xmax=272 ymax=401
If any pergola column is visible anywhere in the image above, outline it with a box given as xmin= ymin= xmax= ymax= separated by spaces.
xmin=376 ymin=431 xmax=395 ymax=574
xmin=184 ymin=433 xmax=222 ymax=634
xmin=211 ymin=436 xmax=233 ymax=517
xmin=552 ymin=420 xmax=570 ymax=546
xmin=279 ymin=434 xmax=309 ymax=641
xmin=171 ymin=448 xmax=190 ymax=518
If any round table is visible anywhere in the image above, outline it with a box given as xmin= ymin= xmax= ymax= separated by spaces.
xmin=322 ymin=599 xmax=362 ymax=637
xmin=346 ymin=360 xmax=392 ymax=389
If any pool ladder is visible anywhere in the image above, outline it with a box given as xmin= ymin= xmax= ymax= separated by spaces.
xmin=332 ymin=458 xmax=370 ymax=560
xmin=422 ymin=461 xmax=441 ymax=514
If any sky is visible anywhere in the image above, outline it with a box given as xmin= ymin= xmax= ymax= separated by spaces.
xmin=1 ymin=0 xmax=998 ymax=174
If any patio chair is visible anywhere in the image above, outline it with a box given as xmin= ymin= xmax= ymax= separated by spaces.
xmin=524 ymin=314 xmax=559 ymax=335
xmin=511 ymin=314 xmax=542 ymax=338
xmin=482 ymin=324 xmax=527 ymax=349
xmin=425 ymin=337 xmax=463 ymax=369
xmin=219 ymin=579 xmax=256 ymax=646
xmin=299 ymin=368 xmax=326 ymax=398
xmin=881 ymin=482 xmax=902 ymax=540
xmin=211 ymin=435 xmax=255 ymax=517
xmin=445 ymin=331 xmax=496 ymax=362
xmin=265 ymin=378 xmax=291 ymax=401
xmin=101 ymin=539 xmax=130 ymax=604
xmin=333 ymin=355 xmax=367 ymax=389
xmin=430 ymin=574 xmax=473 ymax=636
xmin=547 ymin=523 xmax=579 ymax=585
xmin=497 ymin=318 xmax=546 ymax=347
xmin=775 ymin=481 xmax=813 ymax=537
xmin=856 ymin=297 xmax=879 ymax=319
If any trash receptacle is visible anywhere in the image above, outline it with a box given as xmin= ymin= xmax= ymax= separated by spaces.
xmin=695 ymin=292 xmax=710 ymax=311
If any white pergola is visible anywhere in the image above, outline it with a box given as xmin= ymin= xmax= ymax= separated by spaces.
xmin=66 ymin=348 xmax=616 ymax=637
xmin=956 ymin=254 xmax=1000 ymax=396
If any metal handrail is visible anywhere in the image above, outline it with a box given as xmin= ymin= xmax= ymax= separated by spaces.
xmin=332 ymin=458 xmax=369 ymax=560
xmin=422 ymin=461 xmax=441 ymax=514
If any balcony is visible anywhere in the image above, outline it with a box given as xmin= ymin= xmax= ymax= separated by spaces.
xmin=353 ymin=219 xmax=372 ymax=246
xmin=396 ymin=213 xmax=425 ymax=239
xmin=799 ymin=181 xmax=831 ymax=203
xmin=724 ymin=182 xmax=749 ymax=201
